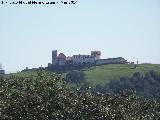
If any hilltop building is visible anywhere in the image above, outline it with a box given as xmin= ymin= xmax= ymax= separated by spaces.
xmin=0 ymin=65 xmax=5 ymax=75
xmin=96 ymin=57 xmax=127 ymax=65
xmin=52 ymin=50 xmax=67 ymax=66
xmin=91 ymin=51 xmax=101 ymax=60
xmin=51 ymin=50 xmax=101 ymax=66
xmin=49 ymin=50 xmax=127 ymax=67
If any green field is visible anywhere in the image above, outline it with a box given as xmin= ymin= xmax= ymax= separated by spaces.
xmin=83 ymin=64 xmax=160 ymax=85
xmin=8 ymin=64 xmax=160 ymax=86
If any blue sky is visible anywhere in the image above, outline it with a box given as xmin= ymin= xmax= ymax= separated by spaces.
xmin=0 ymin=0 xmax=160 ymax=73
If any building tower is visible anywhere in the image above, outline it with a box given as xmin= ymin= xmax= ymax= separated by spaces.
xmin=91 ymin=51 xmax=101 ymax=60
xmin=52 ymin=50 xmax=57 ymax=65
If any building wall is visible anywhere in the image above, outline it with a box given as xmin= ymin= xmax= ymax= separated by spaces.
xmin=91 ymin=51 xmax=101 ymax=60
xmin=52 ymin=50 xmax=57 ymax=65
xmin=57 ymin=58 xmax=66 ymax=66
xmin=72 ymin=56 xmax=95 ymax=65
xmin=51 ymin=50 xmax=127 ymax=67
xmin=0 ymin=70 xmax=5 ymax=75
xmin=96 ymin=57 xmax=127 ymax=65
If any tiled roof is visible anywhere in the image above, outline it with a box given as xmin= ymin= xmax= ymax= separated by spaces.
xmin=58 ymin=53 xmax=66 ymax=58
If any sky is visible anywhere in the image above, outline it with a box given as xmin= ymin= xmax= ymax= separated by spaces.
xmin=0 ymin=0 xmax=160 ymax=73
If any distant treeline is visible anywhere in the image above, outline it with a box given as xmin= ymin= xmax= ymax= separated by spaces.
xmin=65 ymin=70 xmax=160 ymax=99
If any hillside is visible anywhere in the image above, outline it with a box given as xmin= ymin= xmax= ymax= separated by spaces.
xmin=83 ymin=64 xmax=160 ymax=85
xmin=8 ymin=64 xmax=160 ymax=86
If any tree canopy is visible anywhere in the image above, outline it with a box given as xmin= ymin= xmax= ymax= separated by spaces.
xmin=1 ymin=71 xmax=160 ymax=120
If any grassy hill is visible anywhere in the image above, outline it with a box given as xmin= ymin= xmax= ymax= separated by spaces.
xmin=7 ymin=64 xmax=160 ymax=86
xmin=83 ymin=64 xmax=160 ymax=85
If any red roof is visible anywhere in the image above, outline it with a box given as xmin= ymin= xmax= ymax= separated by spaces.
xmin=57 ymin=53 xmax=66 ymax=59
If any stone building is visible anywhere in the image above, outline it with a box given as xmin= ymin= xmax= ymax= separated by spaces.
xmin=52 ymin=50 xmax=67 ymax=66
xmin=91 ymin=51 xmax=101 ymax=60
xmin=72 ymin=55 xmax=95 ymax=66
xmin=96 ymin=57 xmax=127 ymax=65
xmin=51 ymin=50 xmax=101 ymax=66
xmin=50 ymin=50 xmax=127 ymax=67
xmin=0 ymin=65 xmax=5 ymax=75
xmin=0 ymin=69 xmax=5 ymax=75
xmin=57 ymin=53 xmax=66 ymax=66
xmin=52 ymin=50 xmax=57 ymax=65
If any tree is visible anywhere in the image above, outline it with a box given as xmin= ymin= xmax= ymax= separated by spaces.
xmin=65 ymin=70 xmax=86 ymax=86
xmin=1 ymin=71 xmax=160 ymax=120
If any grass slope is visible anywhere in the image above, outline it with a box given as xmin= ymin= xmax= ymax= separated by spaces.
xmin=7 ymin=64 xmax=160 ymax=86
xmin=83 ymin=64 xmax=160 ymax=85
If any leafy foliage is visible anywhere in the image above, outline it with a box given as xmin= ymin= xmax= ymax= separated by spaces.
xmin=94 ymin=70 xmax=160 ymax=99
xmin=1 ymin=71 xmax=160 ymax=120
xmin=65 ymin=70 xmax=85 ymax=85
